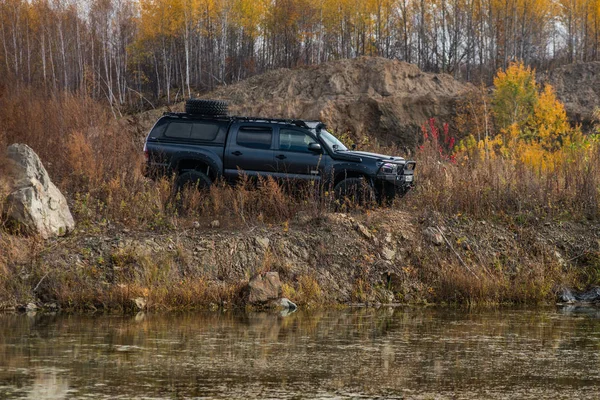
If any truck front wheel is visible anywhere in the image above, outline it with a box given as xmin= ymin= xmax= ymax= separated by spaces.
xmin=333 ymin=177 xmax=376 ymax=209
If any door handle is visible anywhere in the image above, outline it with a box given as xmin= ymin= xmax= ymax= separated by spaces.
xmin=232 ymin=151 xmax=242 ymax=156
xmin=276 ymin=154 xmax=286 ymax=160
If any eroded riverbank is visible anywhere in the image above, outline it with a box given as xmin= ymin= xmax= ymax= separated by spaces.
xmin=1 ymin=209 xmax=599 ymax=311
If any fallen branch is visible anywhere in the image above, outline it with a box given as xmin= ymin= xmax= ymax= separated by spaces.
xmin=33 ymin=272 xmax=49 ymax=292
xmin=436 ymin=226 xmax=479 ymax=280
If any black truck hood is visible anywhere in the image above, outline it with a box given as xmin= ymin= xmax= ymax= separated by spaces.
xmin=337 ymin=150 xmax=405 ymax=163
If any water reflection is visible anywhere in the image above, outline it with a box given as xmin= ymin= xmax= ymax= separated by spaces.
xmin=559 ymin=305 xmax=600 ymax=319
xmin=0 ymin=307 xmax=599 ymax=399
xmin=25 ymin=370 xmax=69 ymax=400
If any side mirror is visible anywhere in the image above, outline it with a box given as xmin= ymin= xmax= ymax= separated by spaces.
xmin=351 ymin=143 xmax=357 ymax=150
xmin=308 ymin=143 xmax=322 ymax=153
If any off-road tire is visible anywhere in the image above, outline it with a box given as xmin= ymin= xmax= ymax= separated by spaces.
xmin=333 ymin=177 xmax=376 ymax=210
xmin=185 ymin=99 xmax=228 ymax=116
xmin=377 ymin=182 xmax=399 ymax=206
xmin=175 ymin=170 xmax=212 ymax=192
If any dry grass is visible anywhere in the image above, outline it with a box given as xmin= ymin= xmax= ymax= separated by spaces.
xmin=281 ymin=275 xmax=324 ymax=306
xmin=413 ymin=124 xmax=600 ymax=221
xmin=5 ymin=241 xmax=246 ymax=312
xmin=180 ymin=176 xmax=336 ymax=226
xmin=421 ymin=258 xmax=562 ymax=305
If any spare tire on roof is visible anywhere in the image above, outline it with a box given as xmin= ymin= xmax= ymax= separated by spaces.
xmin=185 ymin=99 xmax=229 ymax=116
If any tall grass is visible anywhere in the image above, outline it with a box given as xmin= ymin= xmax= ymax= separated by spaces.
xmin=414 ymin=119 xmax=600 ymax=221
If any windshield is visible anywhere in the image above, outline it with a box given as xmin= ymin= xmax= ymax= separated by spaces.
xmin=318 ymin=129 xmax=348 ymax=152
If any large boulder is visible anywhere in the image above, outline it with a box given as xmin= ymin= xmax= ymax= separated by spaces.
xmin=247 ymin=271 xmax=282 ymax=304
xmin=4 ymin=144 xmax=74 ymax=238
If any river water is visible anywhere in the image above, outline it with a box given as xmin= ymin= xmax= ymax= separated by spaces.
xmin=1 ymin=307 xmax=600 ymax=399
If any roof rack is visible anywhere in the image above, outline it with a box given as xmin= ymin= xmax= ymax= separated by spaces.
xmin=162 ymin=112 xmax=310 ymax=128
xmin=232 ymin=116 xmax=309 ymax=128
xmin=162 ymin=112 xmax=230 ymax=120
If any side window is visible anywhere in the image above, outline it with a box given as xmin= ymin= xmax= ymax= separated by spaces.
xmin=165 ymin=122 xmax=192 ymax=139
xmin=279 ymin=128 xmax=315 ymax=153
xmin=191 ymin=122 xmax=220 ymax=141
xmin=236 ymin=127 xmax=273 ymax=150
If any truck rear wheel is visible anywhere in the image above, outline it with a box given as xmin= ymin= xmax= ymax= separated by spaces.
xmin=175 ymin=170 xmax=212 ymax=192
xmin=333 ymin=177 xmax=376 ymax=210
xmin=185 ymin=99 xmax=228 ymax=116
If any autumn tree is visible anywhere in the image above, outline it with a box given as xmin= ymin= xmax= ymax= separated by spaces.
xmin=530 ymin=84 xmax=572 ymax=150
xmin=492 ymin=62 xmax=538 ymax=132
xmin=3 ymin=0 xmax=600 ymax=107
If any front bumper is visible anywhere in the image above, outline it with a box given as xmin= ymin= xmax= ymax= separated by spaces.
xmin=376 ymin=161 xmax=416 ymax=189
xmin=378 ymin=173 xmax=415 ymax=187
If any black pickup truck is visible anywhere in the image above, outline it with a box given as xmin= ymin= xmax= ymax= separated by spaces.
xmin=144 ymin=100 xmax=415 ymax=203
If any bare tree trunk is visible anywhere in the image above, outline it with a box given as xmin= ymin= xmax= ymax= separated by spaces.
xmin=184 ymin=19 xmax=191 ymax=97
xmin=41 ymin=31 xmax=47 ymax=90
xmin=58 ymin=18 xmax=68 ymax=90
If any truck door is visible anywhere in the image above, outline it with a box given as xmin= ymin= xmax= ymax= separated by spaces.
xmin=275 ymin=127 xmax=325 ymax=181
xmin=223 ymin=123 xmax=276 ymax=182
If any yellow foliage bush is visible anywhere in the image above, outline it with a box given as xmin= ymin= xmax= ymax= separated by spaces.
xmin=457 ymin=62 xmax=587 ymax=175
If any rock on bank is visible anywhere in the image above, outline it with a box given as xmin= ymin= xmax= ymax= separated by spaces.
xmin=3 ymin=144 xmax=74 ymax=238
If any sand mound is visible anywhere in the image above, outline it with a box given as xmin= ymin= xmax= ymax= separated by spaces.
xmin=202 ymin=57 xmax=473 ymax=148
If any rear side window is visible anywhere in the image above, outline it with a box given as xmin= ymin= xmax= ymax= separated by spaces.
xmin=149 ymin=121 xmax=168 ymax=138
xmin=236 ymin=127 xmax=273 ymax=150
xmin=191 ymin=122 xmax=220 ymax=141
xmin=165 ymin=122 xmax=192 ymax=139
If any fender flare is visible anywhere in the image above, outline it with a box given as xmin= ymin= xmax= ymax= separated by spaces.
xmin=170 ymin=151 xmax=223 ymax=180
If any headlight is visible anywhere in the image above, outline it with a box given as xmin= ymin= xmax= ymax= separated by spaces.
xmin=379 ymin=162 xmax=397 ymax=174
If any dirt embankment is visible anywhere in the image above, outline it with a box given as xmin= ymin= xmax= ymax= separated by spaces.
xmin=543 ymin=62 xmax=600 ymax=130
xmin=2 ymin=208 xmax=597 ymax=311
xmin=198 ymin=57 xmax=473 ymax=149
xmin=139 ymin=58 xmax=600 ymax=145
